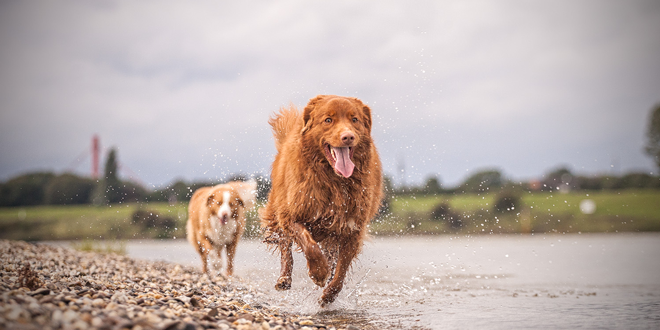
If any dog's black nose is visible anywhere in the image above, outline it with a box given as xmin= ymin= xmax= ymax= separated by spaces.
xmin=341 ymin=132 xmax=355 ymax=145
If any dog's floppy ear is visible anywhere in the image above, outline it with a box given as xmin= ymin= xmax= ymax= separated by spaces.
xmin=234 ymin=196 xmax=244 ymax=207
xmin=351 ymin=97 xmax=372 ymax=133
xmin=206 ymin=194 xmax=216 ymax=207
xmin=362 ymin=104 xmax=373 ymax=133
xmin=302 ymin=95 xmax=326 ymax=135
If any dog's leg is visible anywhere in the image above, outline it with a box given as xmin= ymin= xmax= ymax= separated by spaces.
xmin=224 ymin=240 xmax=238 ymax=276
xmin=196 ymin=239 xmax=214 ymax=274
xmin=275 ymin=238 xmax=293 ymax=290
xmin=321 ymin=242 xmax=339 ymax=282
xmin=319 ymin=236 xmax=360 ymax=307
xmin=290 ymin=222 xmax=329 ymax=288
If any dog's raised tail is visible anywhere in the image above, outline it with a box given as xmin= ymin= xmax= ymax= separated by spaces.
xmin=268 ymin=104 xmax=300 ymax=151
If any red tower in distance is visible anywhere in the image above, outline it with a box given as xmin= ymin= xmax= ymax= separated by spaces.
xmin=92 ymin=135 xmax=100 ymax=179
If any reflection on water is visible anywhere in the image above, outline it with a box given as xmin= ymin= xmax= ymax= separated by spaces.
xmin=126 ymin=233 xmax=660 ymax=329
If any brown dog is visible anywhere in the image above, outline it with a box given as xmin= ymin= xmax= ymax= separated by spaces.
xmin=260 ymin=95 xmax=383 ymax=306
xmin=186 ymin=180 xmax=256 ymax=276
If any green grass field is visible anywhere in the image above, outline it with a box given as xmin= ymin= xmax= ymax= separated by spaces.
xmin=0 ymin=189 xmax=658 ymax=241
xmin=0 ymin=203 xmax=188 ymax=241
xmin=371 ymin=189 xmax=660 ymax=235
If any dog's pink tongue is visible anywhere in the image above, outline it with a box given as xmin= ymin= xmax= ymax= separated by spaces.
xmin=332 ymin=147 xmax=354 ymax=178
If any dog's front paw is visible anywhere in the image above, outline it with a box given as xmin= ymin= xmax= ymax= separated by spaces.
xmin=319 ymin=284 xmax=341 ymax=307
xmin=308 ymin=258 xmax=330 ymax=288
xmin=274 ymin=276 xmax=292 ymax=291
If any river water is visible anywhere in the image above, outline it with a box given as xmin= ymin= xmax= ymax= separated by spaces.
xmin=126 ymin=233 xmax=660 ymax=329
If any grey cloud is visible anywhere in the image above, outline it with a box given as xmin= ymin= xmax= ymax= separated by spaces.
xmin=1 ymin=0 xmax=659 ymax=187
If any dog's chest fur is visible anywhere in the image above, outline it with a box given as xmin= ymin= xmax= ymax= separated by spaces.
xmin=206 ymin=216 xmax=237 ymax=246
xmin=206 ymin=191 xmax=238 ymax=246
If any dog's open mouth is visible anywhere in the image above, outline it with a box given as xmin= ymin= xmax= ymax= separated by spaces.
xmin=324 ymin=143 xmax=355 ymax=178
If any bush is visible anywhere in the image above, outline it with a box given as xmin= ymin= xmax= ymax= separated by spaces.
xmin=376 ymin=175 xmax=394 ymax=218
xmin=430 ymin=202 xmax=450 ymax=220
xmin=255 ymin=175 xmax=272 ymax=202
xmin=457 ymin=169 xmax=504 ymax=193
xmin=424 ymin=176 xmax=442 ymax=195
xmin=542 ymin=167 xmax=574 ymax=191
xmin=131 ymin=209 xmax=177 ymax=235
xmin=493 ymin=191 xmax=522 ymax=213
xmin=44 ymin=173 xmax=96 ymax=205
xmin=91 ymin=179 xmax=149 ymax=205
xmin=378 ymin=196 xmax=391 ymax=218
xmin=430 ymin=202 xmax=463 ymax=229
xmin=0 ymin=172 xmax=55 ymax=206
xmin=617 ymin=173 xmax=660 ymax=189
xmin=574 ymin=176 xmax=604 ymax=190
xmin=149 ymin=180 xmax=221 ymax=203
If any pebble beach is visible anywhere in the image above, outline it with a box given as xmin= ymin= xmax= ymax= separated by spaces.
xmin=0 ymin=240 xmax=364 ymax=330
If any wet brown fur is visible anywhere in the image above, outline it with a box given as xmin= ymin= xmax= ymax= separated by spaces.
xmin=260 ymin=95 xmax=383 ymax=306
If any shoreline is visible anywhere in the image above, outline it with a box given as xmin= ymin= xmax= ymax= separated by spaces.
xmin=0 ymin=240 xmax=364 ymax=330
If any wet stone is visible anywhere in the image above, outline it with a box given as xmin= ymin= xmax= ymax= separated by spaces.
xmin=28 ymin=288 xmax=50 ymax=296
xmin=206 ymin=307 xmax=218 ymax=317
xmin=189 ymin=297 xmax=201 ymax=308
xmin=237 ymin=312 xmax=255 ymax=322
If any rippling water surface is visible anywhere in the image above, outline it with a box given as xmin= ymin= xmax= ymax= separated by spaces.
xmin=126 ymin=233 xmax=660 ymax=329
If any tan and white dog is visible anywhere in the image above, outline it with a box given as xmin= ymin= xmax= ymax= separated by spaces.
xmin=186 ymin=180 xmax=257 ymax=276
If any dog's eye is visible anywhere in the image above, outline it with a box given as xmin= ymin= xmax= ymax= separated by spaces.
xmin=352 ymin=117 xmax=358 ymax=123
xmin=325 ymin=118 xmax=332 ymax=123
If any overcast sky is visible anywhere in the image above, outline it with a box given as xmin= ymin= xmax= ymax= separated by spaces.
xmin=1 ymin=0 xmax=659 ymax=188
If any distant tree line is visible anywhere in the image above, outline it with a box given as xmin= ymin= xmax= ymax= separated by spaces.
xmin=2 ymin=144 xmax=659 ymax=207
xmin=146 ymin=174 xmax=271 ymax=203
xmin=0 ymin=148 xmax=271 ymax=207
xmin=0 ymin=172 xmax=94 ymax=206
xmin=0 ymin=171 xmax=272 ymax=207
xmin=536 ymin=167 xmax=660 ymax=192
xmin=391 ymin=167 xmax=660 ymax=197
xmin=2 ymin=166 xmax=657 ymax=207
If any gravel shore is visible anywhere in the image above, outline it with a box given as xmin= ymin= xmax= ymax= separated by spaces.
xmin=0 ymin=240 xmax=363 ymax=330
